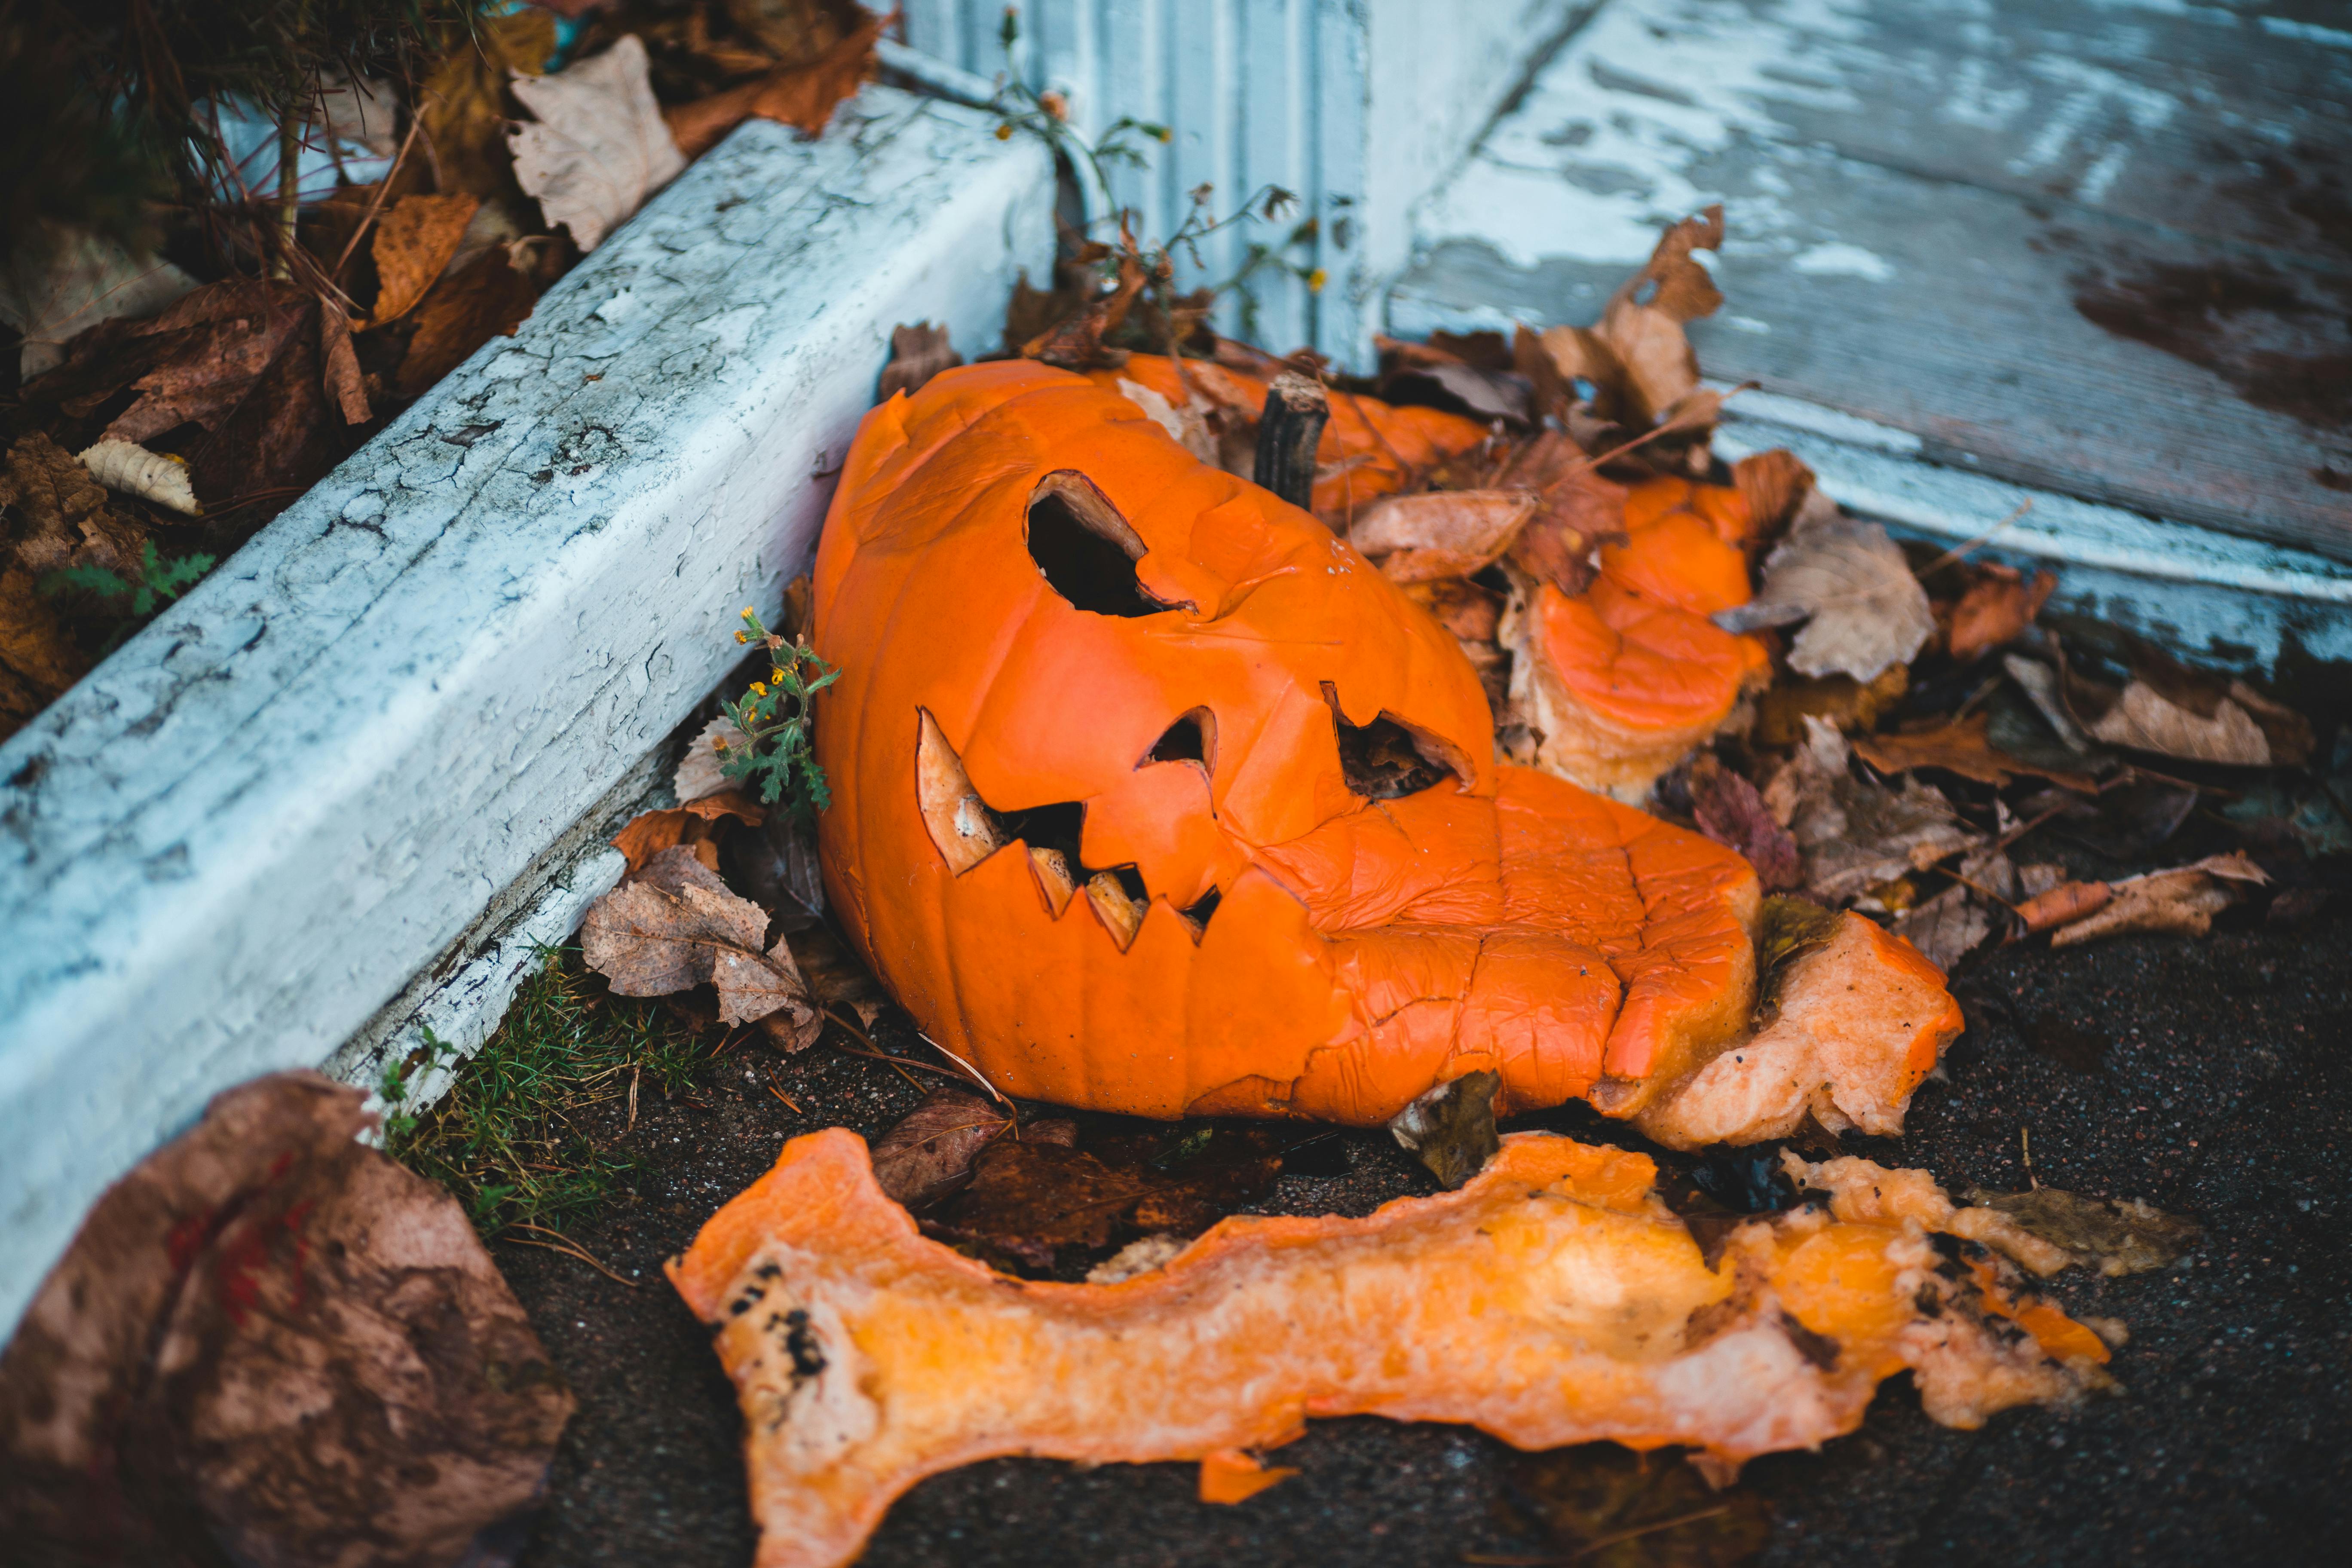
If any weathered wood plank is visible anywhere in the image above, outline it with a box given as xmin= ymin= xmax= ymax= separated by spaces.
xmin=0 ymin=88 xmax=1054 ymax=1338
xmin=1400 ymin=0 xmax=2352 ymax=560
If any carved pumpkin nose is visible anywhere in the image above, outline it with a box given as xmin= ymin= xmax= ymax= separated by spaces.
xmin=810 ymin=361 xmax=1888 ymax=1127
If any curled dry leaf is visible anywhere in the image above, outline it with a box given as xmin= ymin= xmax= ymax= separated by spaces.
xmin=510 ymin=35 xmax=688 ymax=254
xmin=2 ymin=431 xmax=146 ymax=577
xmin=1767 ymin=718 xmax=1979 ymax=905
xmin=77 ymin=439 xmax=199 ymax=516
xmin=0 ymin=1072 xmax=571 ymax=1567
xmin=2082 ymin=678 xmax=2274 ymax=767
xmin=395 ymin=246 xmax=539 ymax=397
xmin=928 ymin=1123 xmax=1285 ymax=1269
xmin=1945 ymin=564 xmax=2055 ymax=660
xmin=1687 ymin=752 xmax=1803 ymax=891
xmin=877 ymin=322 xmax=963 ymax=402
xmin=611 ymin=789 xmax=765 ymax=877
xmin=581 ymin=844 xmax=814 ymax=1026
xmin=2047 ymin=852 xmax=2267 ymax=947
xmin=868 ymin=1088 xmax=1010 ymax=1210
xmin=1889 ymin=884 xmax=1991 ymax=973
xmin=366 ymin=192 xmax=483 ymax=324
xmin=1723 ymin=493 xmax=1934 ymax=682
xmin=1962 ymin=1187 xmax=2202 ymax=1277
xmin=2016 ymin=879 xmax=2112 ymax=934
xmin=664 ymin=7 xmax=880 ymax=157
xmin=1387 ymin=1069 xmax=1501 ymax=1189
xmin=1853 ymin=711 xmax=2098 ymax=793
xmin=1756 ymin=664 xmax=1908 ymax=748
xmin=1347 ymin=489 xmax=1537 ymax=582
xmin=1519 ymin=208 xmax=1725 ymax=428
xmin=1732 ymin=447 xmax=1814 ymax=542
xmin=673 ymin=1130 xmax=2113 ymax=1568
xmin=2001 ymin=654 xmax=2098 ymax=754
xmin=420 ymin=7 xmax=555 ymax=199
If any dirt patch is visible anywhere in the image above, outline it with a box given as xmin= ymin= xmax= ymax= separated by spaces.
xmin=490 ymin=904 xmax=2352 ymax=1567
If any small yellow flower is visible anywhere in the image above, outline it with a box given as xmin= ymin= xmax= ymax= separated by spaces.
xmin=995 ymin=123 xmax=1014 ymax=141
xmin=714 ymin=738 xmax=729 ymax=752
xmin=742 ymin=606 xmax=755 ymax=618
xmin=1306 ymin=268 xmax=1327 ymax=294
xmin=770 ymin=667 xmax=787 ymax=684
xmin=735 ymin=631 xmax=750 ymax=643
xmin=748 ymin=681 xmax=769 ymax=697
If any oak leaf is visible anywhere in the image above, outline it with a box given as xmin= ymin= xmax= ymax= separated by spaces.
xmin=510 ymin=35 xmax=687 ymax=254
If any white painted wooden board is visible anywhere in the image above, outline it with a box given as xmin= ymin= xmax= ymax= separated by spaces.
xmin=0 ymin=87 xmax=1054 ymax=1339
xmin=1397 ymin=0 xmax=2352 ymax=561
xmin=903 ymin=0 xmax=1588 ymax=366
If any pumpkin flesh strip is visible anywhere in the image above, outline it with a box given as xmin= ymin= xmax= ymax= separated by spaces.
xmin=672 ymin=1131 xmax=2108 ymax=1568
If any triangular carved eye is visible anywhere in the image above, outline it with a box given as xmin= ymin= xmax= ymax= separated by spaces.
xmin=1027 ymin=471 xmax=1179 ymax=618
xmin=1144 ymin=707 xmax=1216 ymax=772
xmin=1320 ymin=683 xmax=1464 ymax=799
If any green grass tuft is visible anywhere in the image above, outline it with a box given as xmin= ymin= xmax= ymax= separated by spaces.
xmin=384 ymin=946 xmax=706 ymax=1238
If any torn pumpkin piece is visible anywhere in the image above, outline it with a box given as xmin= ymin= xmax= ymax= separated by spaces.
xmin=1507 ymin=475 xmax=1770 ymax=803
xmin=671 ymin=1130 xmax=2113 ymax=1568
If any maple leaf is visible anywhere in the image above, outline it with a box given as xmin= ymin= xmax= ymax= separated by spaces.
xmin=580 ymin=845 xmax=814 ymax=1027
xmin=510 ymin=35 xmax=687 ymax=255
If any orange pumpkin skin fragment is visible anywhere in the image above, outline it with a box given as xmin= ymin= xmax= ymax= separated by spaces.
xmin=1197 ymin=1448 xmax=1298 ymax=1504
xmin=1511 ymin=476 xmax=1770 ymax=802
xmin=671 ymin=1130 xmax=2110 ymax=1568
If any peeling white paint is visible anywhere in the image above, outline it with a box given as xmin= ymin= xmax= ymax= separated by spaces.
xmin=1791 ymin=242 xmax=1894 ymax=281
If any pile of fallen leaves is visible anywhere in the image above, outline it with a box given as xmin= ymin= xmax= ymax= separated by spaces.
xmin=989 ymin=205 xmax=2346 ymax=980
xmin=0 ymin=0 xmax=879 ymax=744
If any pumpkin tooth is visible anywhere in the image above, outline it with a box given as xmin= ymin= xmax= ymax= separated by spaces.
xmin=1027 ymin=847 xmax=1077 ymax=917
xmin=914 ymin=709 xmax=1004 ymax=875
xmin=1084 ymin=871 xmax=1148 ymax=951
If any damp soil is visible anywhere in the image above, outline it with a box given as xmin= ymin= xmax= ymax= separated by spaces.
xmin=499 ymin=906 xmax=2352 ymax=1568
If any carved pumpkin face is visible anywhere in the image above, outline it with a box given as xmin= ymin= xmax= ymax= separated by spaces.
xmin=812 ymin=361 xmax=1763 ymax=1125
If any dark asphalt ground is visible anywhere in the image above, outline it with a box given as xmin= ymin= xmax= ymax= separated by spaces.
xmin=502 ymin=906 xmax=2352 ymax=1568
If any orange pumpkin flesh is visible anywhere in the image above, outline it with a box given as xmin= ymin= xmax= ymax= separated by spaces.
xmin=670 ymin=1129 xmax=2109 ymax=1568
xmin=1513 ymin=475 xmax=1770 ymax=801
xmin=814 ymin=363 xmax=1955 ymax=1130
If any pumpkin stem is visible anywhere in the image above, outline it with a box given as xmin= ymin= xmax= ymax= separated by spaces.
xmin=1253 ymin=372 xmax=1329 ymax=511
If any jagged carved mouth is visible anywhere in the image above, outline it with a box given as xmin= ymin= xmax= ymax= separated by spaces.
xmin=916 ymin=709 xmax=1220 ymax=950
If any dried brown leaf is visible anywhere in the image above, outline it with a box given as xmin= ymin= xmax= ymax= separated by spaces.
xmin=1853 ymin=712 xmax=2098 ymax=793
xmin=1889 ymin=885 xmax=1991 ymax=972
xmin=1732 ymin=448 xmax=1813 ymax=542
xmin=1593 ymin=206 xmax=1726 ymax=426
xmin=2084 ymin=678 xmax=2278 ymax=767
xmin=1724 ymin=494 xmax=1934 ymax=682
xmin=395 ymin=247 xmax=539 ymax=397
xmin=367 ymin=193 xmax=483 ymax=324
xmin=877 ymin=321 xmax=963 ymax=402
xmin=0 ymin=565 xmax=92 ymax=734
xmin=0 ymin=432 xmax=146 ymax=577
xmin=1755 ymin=665 xmax=1908 ymax=748
xmin=1403 ymin=577 xmax=1503 ymax=643
xmin=581 ymin=845 xmax=810 ymax=1025
xmin=0 ymin=225 xmax=196 ymax=380
xmin=1022 ymin=252 xmax=1147 ymax=371
xmin=663 ymin=6 xmax=878 ymax=156
xmin=2048 ymin=852 xmax=2267 ymax=947
xmin=1387 ymin=1070 xmax=1501 ymax=1189
xmin=1348 ymin=489 xmax=1537 ymax=581
xmin=510 ymin=35 xmax=687 ymax=254
xmin=611 ymin=790 xmax=766 ymax=877
xmin=1960 ymin=1187 xmax=2201 ymax=1277
xmin=1770 ymin=718 xmax=1980 ymax=905
xmin=1945 ymin=565 xmax=2055 ymax=660
xmin=931 ymin=1124 xmax=1286 ymax=1268
xmin=0 ymin=1072 xmax=571 ymax=1565
xmin=420 ymin=9 xmax=557 ymax=200
xmin=870 ymin=1088 xmax=1011 ymax=1210
xmin=2016 ymin=880 xmax=2113 ymax=934
xmin=1688 ymin=753 xmax=1803 ymax=890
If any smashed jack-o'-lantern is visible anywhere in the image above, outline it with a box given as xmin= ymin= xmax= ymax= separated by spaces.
xmin=671 ymin=1128 xmax=2113 ymax=1568
xmin=1507 ymin=474 xmax=1772 ymax=802
xmin=812 ymin=362 xmax=1950 ymax=1130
